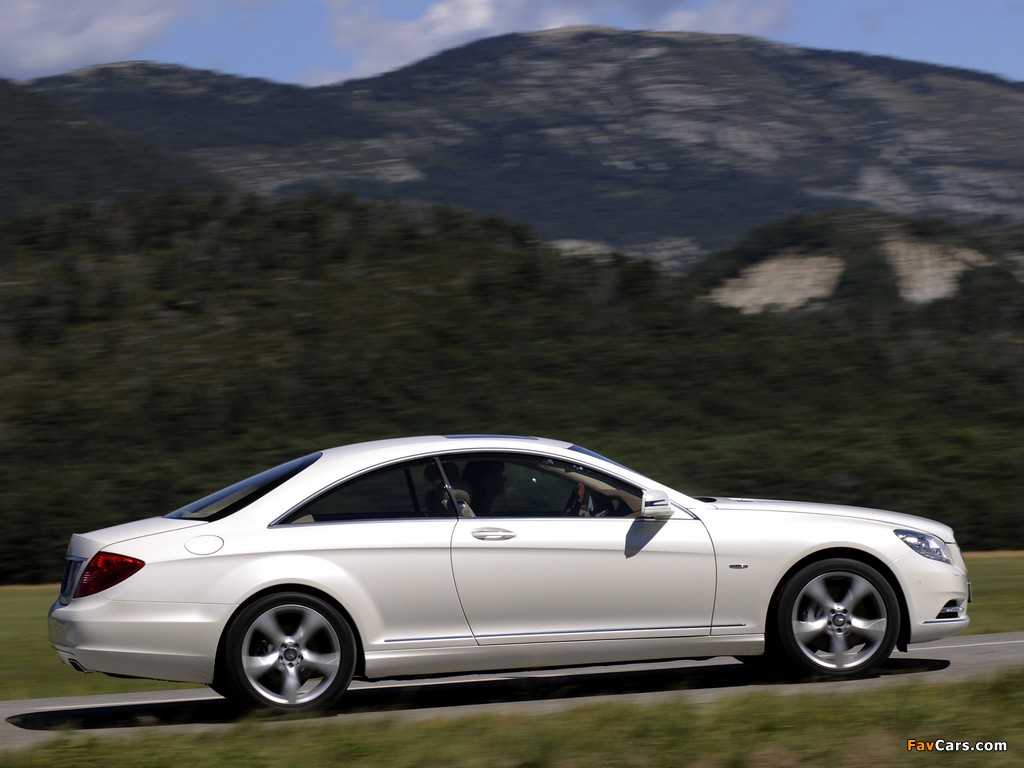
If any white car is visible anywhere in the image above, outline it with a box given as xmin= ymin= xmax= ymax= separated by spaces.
xmin=49 ymin=435 xmax=971 ymax=710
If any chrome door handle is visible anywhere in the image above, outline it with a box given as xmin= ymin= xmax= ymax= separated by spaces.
xmin=471 ymin=527 xmax=516 ymax=541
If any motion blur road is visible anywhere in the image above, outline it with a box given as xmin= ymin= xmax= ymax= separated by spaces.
xmin=3 ymin=632 xmax=1022 ymax=752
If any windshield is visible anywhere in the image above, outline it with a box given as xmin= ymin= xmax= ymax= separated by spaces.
xmin=568 ymin=444 xmax=635 ymax=472
xmin=165 ymin=453 xmax=322 ymax=521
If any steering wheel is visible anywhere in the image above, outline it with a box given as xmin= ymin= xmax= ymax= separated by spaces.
xmin=563 ymin=483 xmax=585 ymax=516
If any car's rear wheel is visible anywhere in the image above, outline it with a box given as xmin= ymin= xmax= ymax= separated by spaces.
xmin=776 ymin=558 xmax=899 ymax=677
xmin=220 ymin=592 xmax=356 ymax=711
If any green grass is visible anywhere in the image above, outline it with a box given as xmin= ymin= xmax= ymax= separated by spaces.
xmin=956 ymin=552 xmax=1024 ymax=635
xmin=4 ymin=670 xmax=1023 ymax=766
xmin=6 ymin=552 xmax=1020 ymax=702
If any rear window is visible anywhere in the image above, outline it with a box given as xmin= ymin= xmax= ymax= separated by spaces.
xmin=164 ymin=453 xmax=322 ymax=521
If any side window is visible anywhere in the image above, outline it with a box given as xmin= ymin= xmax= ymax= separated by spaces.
xmin=279 ymin=459 xmax=452 ymax=523
xmin=439 ymin=453 xmax=642 ymax=518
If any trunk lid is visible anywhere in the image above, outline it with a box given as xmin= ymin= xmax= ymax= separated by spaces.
xmin=59 ymin=517 xmax=206 ymax=601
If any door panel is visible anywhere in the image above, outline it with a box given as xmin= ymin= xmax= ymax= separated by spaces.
xmin=451 ymin=516 xmax=715 ymax=643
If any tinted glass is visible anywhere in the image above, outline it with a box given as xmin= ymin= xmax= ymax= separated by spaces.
xmin=165 ymin=453 xmax=322 ymax=521
xmin=280 ymin=458 xmax=452 ymax=523
xmin=439 ymin=453 xmax=641 ymax=518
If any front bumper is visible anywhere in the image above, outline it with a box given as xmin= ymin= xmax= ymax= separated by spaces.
xmin=895 ymin=547 xmax=971 ymax=645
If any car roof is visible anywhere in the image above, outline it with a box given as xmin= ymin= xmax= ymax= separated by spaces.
xmin=242 ymin=435 xmax=592 ymax=520
xmin=318 ymin=434 xmax=573 ymax=463
xmin=301 ymin=434 xmax=666 ymax=496
xmin=221 ymin=435 xmax=702 ymax=525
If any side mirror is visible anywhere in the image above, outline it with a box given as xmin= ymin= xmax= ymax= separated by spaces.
xmin=641 ymin=489 xmax=673 ymax=519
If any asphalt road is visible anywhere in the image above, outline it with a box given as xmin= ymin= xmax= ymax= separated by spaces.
xmin=3 ymin=631 xmax=1022 ymax=753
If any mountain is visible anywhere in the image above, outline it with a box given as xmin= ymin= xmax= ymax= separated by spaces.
xmin=0 ymin=76 xmax=222 ymax=218
xmin=25 ymin=28 xmax=1024 ymax=259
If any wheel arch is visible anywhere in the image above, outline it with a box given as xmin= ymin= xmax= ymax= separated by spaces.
xmin=764 ymin=547 xmax=911 ymax=654
xmin=213 ymin=584 xmax=367 ymax=689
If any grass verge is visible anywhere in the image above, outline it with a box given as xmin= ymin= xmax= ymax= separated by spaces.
xmin=3 ymin=668 xmax=1022 ymax=766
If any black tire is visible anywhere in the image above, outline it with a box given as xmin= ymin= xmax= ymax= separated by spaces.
xmin=220 ymin=592 xmax=356 ymax=711
xmin=776 ymin=558 xmax=899 ymax=678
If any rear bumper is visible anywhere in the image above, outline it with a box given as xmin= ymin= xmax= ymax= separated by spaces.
xmin=48 ymin=595 xmax=234 ymax=684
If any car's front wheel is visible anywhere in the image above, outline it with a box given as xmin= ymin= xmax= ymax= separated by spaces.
xmin=776 ymin=558 xmax=899 ymax=677
xmin=219 ymin=592 xmax=356 ymax=711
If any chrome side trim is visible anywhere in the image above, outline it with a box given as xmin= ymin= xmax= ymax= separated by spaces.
xmin=475 ymin=625 xmax=707 ymax=639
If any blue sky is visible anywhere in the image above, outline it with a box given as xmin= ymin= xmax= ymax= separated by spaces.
xmin=2 ymin=1 xmax=1022 ymax=85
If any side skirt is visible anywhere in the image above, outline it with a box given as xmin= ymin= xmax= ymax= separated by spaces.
xmin=364 ymin=635 xmax=765 ymax=680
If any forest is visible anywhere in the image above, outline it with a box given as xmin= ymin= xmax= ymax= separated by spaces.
xmin=1 ymin=191 xmax=1022 ymax=583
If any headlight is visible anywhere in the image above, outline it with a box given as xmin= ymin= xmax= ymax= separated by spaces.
xmin=895 ymin=529 xmax=952 ymax=564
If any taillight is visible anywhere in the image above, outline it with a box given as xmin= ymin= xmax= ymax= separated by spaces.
xmin=74 ymin=552 xmax=145 ymax=598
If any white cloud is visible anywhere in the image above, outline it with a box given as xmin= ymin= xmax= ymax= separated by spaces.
xmin=326 ymin=1 xmax=794 ymax=81
xmin=0 ymin=0 xmax=191 ymax=79
xmin=660 ymin=0 xmax=793 ymax=36
xmin=0 ymin=0 xmax=799 ymax=84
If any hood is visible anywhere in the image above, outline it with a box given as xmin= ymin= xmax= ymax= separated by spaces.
xmin=67 ymin=517 xmax=207 ymax=560
xmin=709 ymin=497 xmax=957 ymax=542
